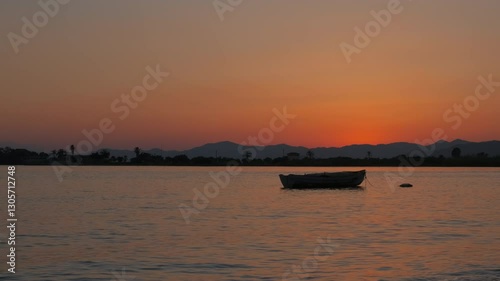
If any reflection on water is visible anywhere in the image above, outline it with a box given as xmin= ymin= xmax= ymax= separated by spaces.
xmin=1 ymin=166 xmax=499 ymax=280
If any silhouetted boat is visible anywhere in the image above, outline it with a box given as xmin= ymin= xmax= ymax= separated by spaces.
xmin=279 ymin=170 xmax=366 ymax=189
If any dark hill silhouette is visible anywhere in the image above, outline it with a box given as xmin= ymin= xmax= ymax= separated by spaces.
xmin=3 ymin=139 xmax=500 ymax=166
xmin=100 ymin=139 xmax=500 ymax=159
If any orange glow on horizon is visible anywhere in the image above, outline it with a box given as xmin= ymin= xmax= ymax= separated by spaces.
xmin=1 ymin=1 xmax=499 ymax=151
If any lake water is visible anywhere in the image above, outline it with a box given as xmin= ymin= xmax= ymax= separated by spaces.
xmin=1 ymin=166 xmax=500 ymax=280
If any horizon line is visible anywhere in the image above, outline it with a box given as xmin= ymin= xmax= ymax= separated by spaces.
xmin=3 ymin=138 xmax=500 ymax=153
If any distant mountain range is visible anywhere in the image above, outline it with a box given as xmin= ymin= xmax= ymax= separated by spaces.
xmin=103 ymin=139 xmax=500 ymax=159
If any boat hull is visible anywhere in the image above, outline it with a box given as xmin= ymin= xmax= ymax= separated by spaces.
xmin=279 ymin=170 xmax=366 ymax=189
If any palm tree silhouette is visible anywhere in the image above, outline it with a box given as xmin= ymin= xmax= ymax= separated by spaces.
xmin=306 ymin=150 xmax=314 ymax=159
xmin=57 ymin=149 xmax=67 ymax=159
xmin=243 ymin=151 xmax=252 ymax=161
xmin=134 ymin=147 xmax=141 ymax=159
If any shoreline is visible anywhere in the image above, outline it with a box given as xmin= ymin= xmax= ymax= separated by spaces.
xmin=10 ymin=163 xmax=500 ymax=167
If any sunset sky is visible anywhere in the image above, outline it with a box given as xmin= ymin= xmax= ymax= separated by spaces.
xmin=1 ymin=0 xmax=499 ymax=151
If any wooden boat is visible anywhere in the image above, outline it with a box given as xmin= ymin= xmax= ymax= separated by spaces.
xmin=279 ymin=170 xmax=366 ymax=189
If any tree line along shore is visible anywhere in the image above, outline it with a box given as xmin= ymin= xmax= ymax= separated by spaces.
xmin=1 ymin=146 xmax=500 ymax=167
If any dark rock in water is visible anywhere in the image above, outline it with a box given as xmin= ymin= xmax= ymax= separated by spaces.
xmin=400 ymin=183 xmax=413 ymax=187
